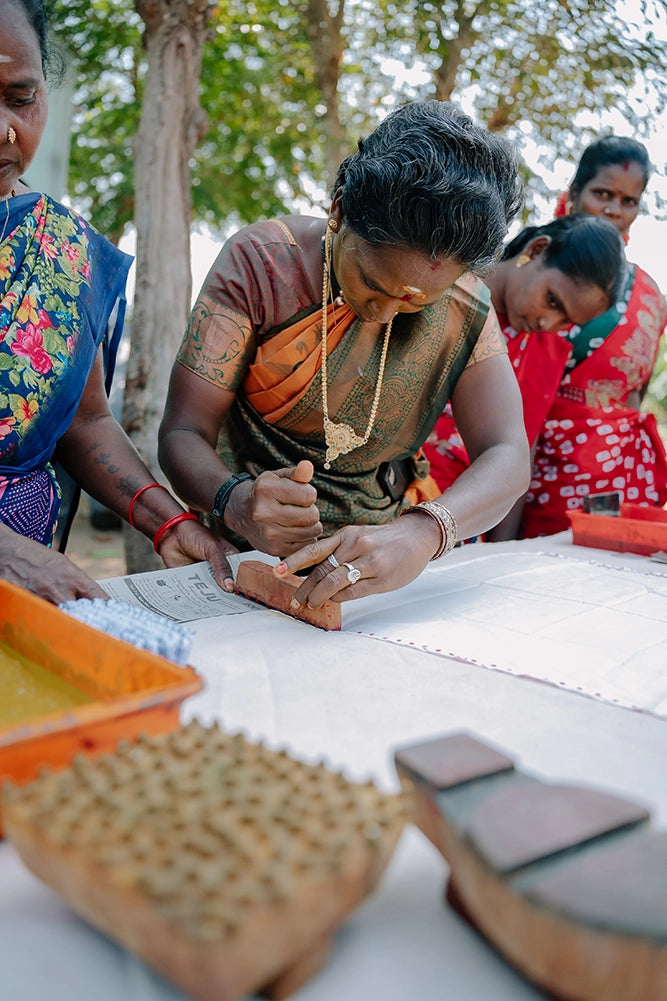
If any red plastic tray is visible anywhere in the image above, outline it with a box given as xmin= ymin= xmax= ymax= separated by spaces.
xmin=568 ymin=503 xmax=667 ymax=557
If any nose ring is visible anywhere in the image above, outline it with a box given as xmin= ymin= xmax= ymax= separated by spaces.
xmin=7 ymin=127 xmax=16 ymax=144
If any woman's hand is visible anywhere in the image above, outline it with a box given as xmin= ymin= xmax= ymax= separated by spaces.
xmin=0 ymin=525 xmax=108 ymax=604
xmin=157 ymin=519 xmax=240 ymax=592
xmin=272 ymin=515 xmax=441 ymax=608
xmin=225 ymin=459 xmax=322 ymax=556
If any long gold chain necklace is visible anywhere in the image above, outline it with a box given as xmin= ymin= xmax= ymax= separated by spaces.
xmin=321 ymin=228 xmax=393 ymax=470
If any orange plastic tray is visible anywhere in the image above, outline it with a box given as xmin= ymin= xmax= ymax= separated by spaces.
xmin=568 ymin=503 xmax=667 ymax=557
xmin=0 ymin=580 xmax=202 ymax=834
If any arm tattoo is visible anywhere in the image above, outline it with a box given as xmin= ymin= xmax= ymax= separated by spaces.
xmin=178 ymin=296 xmax=254 ymax=391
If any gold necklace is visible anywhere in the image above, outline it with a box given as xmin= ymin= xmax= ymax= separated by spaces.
xmin=321 ymin=228 xmax=393 ymax=469
xmin=0 ymin=189 xmax=17 ymax=245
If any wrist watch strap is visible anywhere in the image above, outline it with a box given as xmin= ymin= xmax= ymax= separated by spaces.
xmin=212 ymin=472 xmax=253 ymax=522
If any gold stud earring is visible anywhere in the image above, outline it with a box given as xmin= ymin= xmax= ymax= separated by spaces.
xmin=515 ymin=253 xmax=531 ymax=268
xmin=328 ymin=218 xmax=338 ymax=231
xmin=7 ymin=127 xmax=16 ymax=144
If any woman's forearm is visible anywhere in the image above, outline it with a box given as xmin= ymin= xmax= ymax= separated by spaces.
xmin=436 ymin=440 xmax=531 ymax=542
xmin=57 ymin=415 xmax=187 ymax=538
xmin=158 ymin=426 xmax=235 ymax=516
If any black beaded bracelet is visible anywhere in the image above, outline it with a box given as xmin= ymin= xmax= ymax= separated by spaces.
xmin=212 ymin=472 xmax=253 ymax=523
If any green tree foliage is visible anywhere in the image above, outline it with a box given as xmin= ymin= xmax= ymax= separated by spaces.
xmin=53 ymin=0 xmax=667 ymax=235
xmin=51 ymin=0 xmax=144 ymax=242
xmin=51 ymin=0 xmax=337 ymax=235
xmin=354 ymin=0 xmax=667 ymax=217
xmin=193 ymin=1 xmax=329 ymax=226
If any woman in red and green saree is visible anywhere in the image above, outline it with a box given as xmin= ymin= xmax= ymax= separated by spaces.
xmin=515 ymin=136 xmax=667 ymax=538
xmin=159 ymin=101 xmax=530 ymax=608
xmin=423 ymin=213 xmax=626 ymax=515
xmin=426 ymin=138 xmax=667 ymax=541
xmin=0 ymin=0 xmax=240 ymax=602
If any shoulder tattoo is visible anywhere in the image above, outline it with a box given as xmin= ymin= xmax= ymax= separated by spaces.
xmin=177 ymin=296 xmax=255 ymax=391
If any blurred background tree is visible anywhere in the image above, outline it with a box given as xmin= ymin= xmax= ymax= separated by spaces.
xmin=52 ymin=0 xmax=667 ymax=229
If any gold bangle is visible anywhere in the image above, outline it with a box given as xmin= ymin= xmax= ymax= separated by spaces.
xmin=400 ymin=501 xmax=458 ymax=560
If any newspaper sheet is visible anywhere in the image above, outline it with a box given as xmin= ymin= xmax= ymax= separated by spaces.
xmin=99 ymin=558 xmax=260 ymax=623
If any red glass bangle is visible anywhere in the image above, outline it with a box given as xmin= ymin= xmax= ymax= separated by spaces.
xmin=128 ymin=483 xmax=169 ymax=528
xmin=153 ymin=512 xmax=199 ymax=554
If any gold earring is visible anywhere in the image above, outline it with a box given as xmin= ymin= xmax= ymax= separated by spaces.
xmin=565 ymin=200 xmax=573 ymax=215
xmin=328 ymin=218 xmax=338 ymax=231
xmin=7 ymin=127 xmax=16 ymax=144
xmin=515 ymin=253 xmax=531 ymax=268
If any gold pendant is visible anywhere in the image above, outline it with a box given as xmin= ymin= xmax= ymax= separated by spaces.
xmin=323 ymin=417 xmax=366 ymax=469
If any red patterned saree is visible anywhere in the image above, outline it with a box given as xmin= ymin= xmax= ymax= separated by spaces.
xmin=523 ymin=265 xmax=667 ymax=537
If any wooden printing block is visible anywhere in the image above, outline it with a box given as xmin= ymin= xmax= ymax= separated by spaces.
xmin=395 ymin=731 xmax=666 ymax=1001
xmin=3 ymin=721 xmax=407 ymax=1001
xmin=235 ymin=560 xmax=342 ymax=631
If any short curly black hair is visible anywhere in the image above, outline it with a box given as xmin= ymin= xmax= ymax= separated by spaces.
xmin=332 ymin=100 xmax=523 ymax=275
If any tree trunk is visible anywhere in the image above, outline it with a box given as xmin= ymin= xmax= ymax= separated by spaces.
xmin=123 ymin=0 xmax=210 ymax=572
xmin=303 ymin=0 xmax=346 ymax=187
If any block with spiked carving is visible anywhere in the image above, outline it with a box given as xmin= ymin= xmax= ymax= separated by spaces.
xmin=3 ymin=721 xmax=406 ymax=1001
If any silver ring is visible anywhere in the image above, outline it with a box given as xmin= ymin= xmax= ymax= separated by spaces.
xmin=326 ymin=554 xmax=339 ymax=569
xmin=342 ymin=561 xmax=361 ymax=585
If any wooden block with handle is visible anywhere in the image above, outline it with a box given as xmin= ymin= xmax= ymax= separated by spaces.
xmin=235 ymin=560 xmax=341 ymax=630
xmin=395 ymin=731 xmax=666 ymax=1001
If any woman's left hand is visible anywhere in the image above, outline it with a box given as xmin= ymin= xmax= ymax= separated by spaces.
xmin=272 ymin=516 xmax=442 ymax=607
xmin=158 ymin=519 xmax=240 ymax=592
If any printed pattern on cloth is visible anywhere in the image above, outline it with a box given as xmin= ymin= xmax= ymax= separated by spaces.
xmin=0 ymin=193 xmax=131 ymax=545
xmin=0 ymin=466 xmax=59 ymax=544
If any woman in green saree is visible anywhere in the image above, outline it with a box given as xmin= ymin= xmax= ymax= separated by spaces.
xmin=159 ymin=101 xmax=530 ymax=606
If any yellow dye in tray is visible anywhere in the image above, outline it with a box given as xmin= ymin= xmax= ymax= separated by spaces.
xmin=0 ymin=641 xmax=92 ymax=727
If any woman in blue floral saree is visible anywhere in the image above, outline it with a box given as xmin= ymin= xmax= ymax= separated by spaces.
xmin=0 ymin=192 xmax=130 ymax=544
xmin=0 ymin=0 xmax=237 ymax=601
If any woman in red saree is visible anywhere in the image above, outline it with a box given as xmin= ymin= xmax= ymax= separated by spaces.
xmin=424 ymin=213 xmax=625 ymax=509
xmin=160 ymin=101 xmax=530 ymax=606
xmin=522 ymin=136 xmax=666 ymax=538
xmin=426 ymin=137 xmax=667 ymax=540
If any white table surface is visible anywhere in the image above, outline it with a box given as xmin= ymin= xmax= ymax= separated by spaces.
xmin=2 ymin=532 xmax=666 ymax=1001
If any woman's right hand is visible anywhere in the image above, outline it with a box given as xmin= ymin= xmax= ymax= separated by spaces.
xmin=0 ymin=525 xmax=109 ymax=604
xmin=224 ymin=459 xmax=323 ymax=556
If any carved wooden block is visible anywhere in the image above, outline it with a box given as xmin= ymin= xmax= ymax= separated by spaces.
xmin=235 ymin=561 xmax=342 ymax=631
xmin=4 ymin=721 xmax=406 ymax=1001
xmin=395 ymin=732 xmax=665 ymax=1001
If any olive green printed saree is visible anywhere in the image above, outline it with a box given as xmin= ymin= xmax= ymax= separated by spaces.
xmin=216 ymin=276 xmax=492 ymax=538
